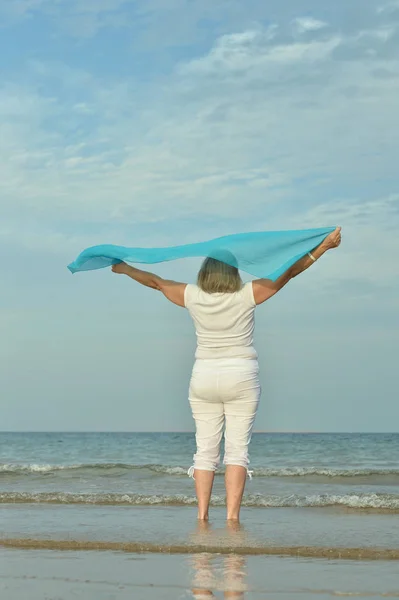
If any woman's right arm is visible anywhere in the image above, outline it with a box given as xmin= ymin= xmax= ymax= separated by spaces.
xmin=111 ymin=263 xmax=187 ymax=307
xmin=252 ymin=227 xmax=341 ymax=305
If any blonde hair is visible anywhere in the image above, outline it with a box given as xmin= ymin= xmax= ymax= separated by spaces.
xmin=197 ymin=257 xmax=242 ymax=293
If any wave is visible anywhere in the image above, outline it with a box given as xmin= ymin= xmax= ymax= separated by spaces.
xmin=1 ymin=491 xmax=399 ymax=510
xmin=252 ymin=467 xmax=399 ymax=478
xmin=0 ymin=463 xmax=188 ymax=476
xmin=2 ymin=463 xmax=399 ymax=478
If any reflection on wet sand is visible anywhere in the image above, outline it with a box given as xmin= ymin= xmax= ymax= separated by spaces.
xmin=189 ymin=521 xmax=248 ymax=599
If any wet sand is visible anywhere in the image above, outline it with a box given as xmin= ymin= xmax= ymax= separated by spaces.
xmin=2 ymin=537 xmax=399 ymax=560
xmin=2 ymin=504 xmax=399 ymax=552
xmin=2 ymin=504 xmax=398 ymax=598
xmin=1 ymin=548 xmax=399 ymax=599
xmin=0 ymin=538 xmax=399 ymax=561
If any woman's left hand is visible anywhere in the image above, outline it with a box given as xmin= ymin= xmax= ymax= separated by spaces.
xmin=111 ymin=262 xmax=128 ymax=274
xmin=324 ymin=226 xmax=341 ymax=249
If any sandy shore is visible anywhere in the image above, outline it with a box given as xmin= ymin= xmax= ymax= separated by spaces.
xmin=1 ymin=537 xmax=399 ymax=560
xmin=2 ymin=503 xmax=399 ymax=549
xmin=2 ymin=504 xmax=398 ymax=597
xmin=1 ymin=548 xmax=399 ymax=599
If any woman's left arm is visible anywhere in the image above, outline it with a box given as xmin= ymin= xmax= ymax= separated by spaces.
xmin=252 ymin=227 xmax=341 ymax=305
xmin=111 ymin=263 xmax=186 ymax=307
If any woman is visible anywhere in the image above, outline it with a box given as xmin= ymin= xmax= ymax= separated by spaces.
xmin=112 ymin=226 xmax=341 ymax=521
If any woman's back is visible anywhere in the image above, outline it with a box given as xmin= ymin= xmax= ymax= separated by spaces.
xmin=184 ymin=281 xmax=257 ymax=360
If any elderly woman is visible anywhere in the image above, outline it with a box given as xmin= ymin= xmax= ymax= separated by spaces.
xmin=112 ymin=226 xmax=341 ymax=521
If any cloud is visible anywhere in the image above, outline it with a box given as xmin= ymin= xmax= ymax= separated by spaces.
xmin=0 ymin=0 xmax=398 ymax=269
xmin=1 ymin=1 xmax=399 ymax=434
xmin=0 ymin=0 xmax=387 ymax=41
xmin=297 ymin=194 xmax=399 ymax=287
xmin=0 ymin=0 xmax=129 ymax=35
xmin=0 ymin=0 xmax=45 ymax=20
xmin=377 ymin=0 xmax=399 ymax=14
xmin=292 ymin=17 xmax=328 ymax=33
xmin=179 ymin=29 xmax=341 ymax=74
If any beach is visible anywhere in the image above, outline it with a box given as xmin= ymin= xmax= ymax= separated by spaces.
xmin=1 ymin=432 xmax=399 ymax=598
xmin=2 ymin=548 xmax=399 ymax=599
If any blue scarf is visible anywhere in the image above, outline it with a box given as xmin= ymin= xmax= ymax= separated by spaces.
xmin=68 ymin=227 xmax=334 ymax=281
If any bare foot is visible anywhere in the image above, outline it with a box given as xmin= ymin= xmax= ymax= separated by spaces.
xmin=226 ymin=519 xmax=242 ymax=532
xmin=196 ymin=519 xmax=211 ymax=533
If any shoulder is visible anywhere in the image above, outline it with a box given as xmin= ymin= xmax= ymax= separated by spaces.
xmin=158 ymin=280 xmax=187 ymax=308
xmin=184 ymin=283 xmax=200 ymax=308
xmin=239 ymin=281 xmax=256 ymax=307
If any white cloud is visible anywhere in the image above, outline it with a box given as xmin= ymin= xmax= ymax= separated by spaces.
xmin=292 ymin=17 xmax=328 ymax=33
xmin=377 ymin=0 xmax=399 ymax=14
xmin=0 ymin=0 xmax=132 ymax=37
xmin=0 ymin=0 xmax=45 ymax=19
xmin=1 ymin=6 xmax=399 ymax=279
xmin=1 ymin=0 xmax=398 ymax=435
xmin=294 ymin=194 xmax=399 ymax=287
xmin=179 ymin=29 xmax=341 ymax=75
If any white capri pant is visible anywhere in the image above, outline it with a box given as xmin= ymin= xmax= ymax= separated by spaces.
xmin=188 ymin=358 xmax=261 ymax=478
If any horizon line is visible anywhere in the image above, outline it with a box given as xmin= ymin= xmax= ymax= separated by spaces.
xmin=1 ymin=430 xmax=396 ymax=434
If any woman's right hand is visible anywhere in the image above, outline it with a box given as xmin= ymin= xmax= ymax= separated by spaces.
xmin=325 ymin=226 xmax=342 ymax=249
xmin=111 ymin=262 xmax=128 ymax=274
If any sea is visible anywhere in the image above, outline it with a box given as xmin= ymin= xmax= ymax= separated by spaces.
xmin=1 ymin=431 xmax=399 ymax=512
xmin=2 ymin=432 xmax=399 ymax=598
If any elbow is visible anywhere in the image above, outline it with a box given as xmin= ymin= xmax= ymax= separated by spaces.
xmin=154 ymin=277 xmax=165 ymax=291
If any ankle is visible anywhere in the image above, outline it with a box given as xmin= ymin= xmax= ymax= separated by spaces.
xmin=226 ymin=515 xmax=240 ymax=522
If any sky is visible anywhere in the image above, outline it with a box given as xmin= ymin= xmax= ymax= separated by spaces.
xmin=1 ymin=0 xmax=398 ymax=432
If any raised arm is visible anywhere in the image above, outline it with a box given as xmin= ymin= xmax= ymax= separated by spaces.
xmin=252 ymin=227 xmax=341 ymax=305
xmin=111 ymin=263 xmax=187 ymax=307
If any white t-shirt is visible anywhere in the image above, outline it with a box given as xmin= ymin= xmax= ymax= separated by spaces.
xmin=184 ymin=282 xmax=257 ymax=360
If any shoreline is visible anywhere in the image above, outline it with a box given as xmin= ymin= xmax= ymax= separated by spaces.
xmin=2 ymin=538 xmax=399 ymax=560
xmin=2 ymin=504 xmax=399 ymax=551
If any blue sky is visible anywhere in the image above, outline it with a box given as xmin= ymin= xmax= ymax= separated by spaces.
xmin=1 ymin=0 xmax=398 ymax=432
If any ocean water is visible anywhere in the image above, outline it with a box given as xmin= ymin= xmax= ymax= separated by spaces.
xmin=3 ymin=432 xmax=399 ymax=598
xmin=1 ymin=431 xmax=399 ymax=511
